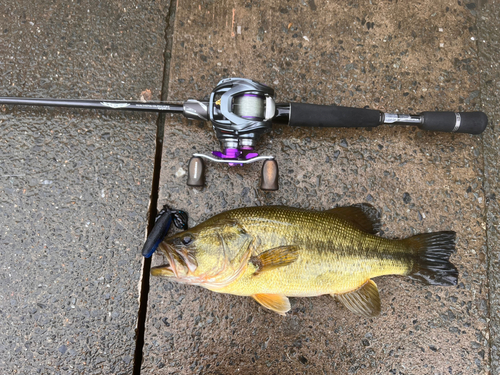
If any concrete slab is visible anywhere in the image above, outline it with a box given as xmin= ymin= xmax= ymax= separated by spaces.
xmin=143 ymin=1 xmax=490 ymax=374
xmin=0 ymin=0 xmax=169 ymax=373
xmin=478 ymin=1 xmax=500 ymax=374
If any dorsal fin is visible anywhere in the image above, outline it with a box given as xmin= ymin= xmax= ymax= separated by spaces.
xmin=325 ymin=203 xmax=381 ymax=234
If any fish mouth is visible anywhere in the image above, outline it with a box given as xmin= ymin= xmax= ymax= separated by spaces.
xmin=151 ymin=242 xmax=197 ymax=278
xmin=159 ymin=241 xmax=198 ymax=274
xmin=151 ymin=263 xmax=175 ymax=277
xmin=150 ymin=242 xmax=178 ymax=277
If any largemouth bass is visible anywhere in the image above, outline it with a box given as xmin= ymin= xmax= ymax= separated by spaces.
xmin=151 ymin=205 xmax=458 ymax=317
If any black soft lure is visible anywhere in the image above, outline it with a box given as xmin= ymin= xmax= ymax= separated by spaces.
xmin=142 ymin=206 xmax=188 ymax=258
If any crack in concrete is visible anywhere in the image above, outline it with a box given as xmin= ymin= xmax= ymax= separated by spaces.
xmin=133 ymin=0 xmax=178 ymax=373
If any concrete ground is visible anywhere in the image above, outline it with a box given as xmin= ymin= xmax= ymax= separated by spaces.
xmin=1 ymin=1 xmax=499 ymax=375
xmin=0 ymin=0 xmax=168 ymax=373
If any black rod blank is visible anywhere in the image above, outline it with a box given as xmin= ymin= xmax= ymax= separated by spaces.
xmin=0 ymin=97 xmax=184 ymax=113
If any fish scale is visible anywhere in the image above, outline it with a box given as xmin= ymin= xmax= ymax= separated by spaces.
xmin=215 ymin=207 xmax=409 ymax=297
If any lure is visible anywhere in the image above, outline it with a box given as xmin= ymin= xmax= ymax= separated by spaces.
xmin=141 ymin=206 xmax=188 ymax=258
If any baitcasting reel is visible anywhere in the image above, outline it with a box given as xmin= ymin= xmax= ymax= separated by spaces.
xmin=0 ymin=77 xmax=488 ymax=191
xmin=182 ymin=78 xmax=280 ymax=190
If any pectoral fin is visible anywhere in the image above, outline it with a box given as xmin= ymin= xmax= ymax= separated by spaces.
xmin=335 ymin=279 xmax=381 ymax=317
xmin=252 ymin=294 xmax=291 ymax=315
xmin=250 ymin=246 xmax=299 ymax=275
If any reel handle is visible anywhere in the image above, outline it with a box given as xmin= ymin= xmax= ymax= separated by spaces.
xmin=287 ymin=103 xmax=488 ymax=135
xmin=187 ymin=156 xmax=205 ymax=187
xmin=260 ymin=159 xmax=279 ymax=191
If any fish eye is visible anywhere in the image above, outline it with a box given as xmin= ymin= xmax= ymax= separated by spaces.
xmin=182 ymin=235 xmax=193 ymax=245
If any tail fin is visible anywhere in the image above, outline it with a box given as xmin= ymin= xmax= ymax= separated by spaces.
xmin=405 ymin=231 xmax=458 ymax=286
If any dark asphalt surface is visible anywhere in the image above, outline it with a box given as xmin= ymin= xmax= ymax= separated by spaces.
xmin=0 ymin=0 xmax=499 ymax=374
xmin=0 ymin=0 xmax=168 ymax=373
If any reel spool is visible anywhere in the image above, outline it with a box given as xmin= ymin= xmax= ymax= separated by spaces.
xmin=209 ymin=77 xmax=275 ymax=149
xmin=233 ymin=93 xmax=266 ymax=120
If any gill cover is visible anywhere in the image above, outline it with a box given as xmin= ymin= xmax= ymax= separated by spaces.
xmin=153 ymin=219 xmax=253 ymax=287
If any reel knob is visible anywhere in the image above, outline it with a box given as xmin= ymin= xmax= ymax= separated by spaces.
xmin=187 ymin=156 xmax=205 ymax=187
xmin=260 ymin=159 xmax=279 ymax=191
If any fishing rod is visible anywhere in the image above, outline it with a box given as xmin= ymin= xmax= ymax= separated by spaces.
xmin=0 ymin=77 xmax=488 ymax=190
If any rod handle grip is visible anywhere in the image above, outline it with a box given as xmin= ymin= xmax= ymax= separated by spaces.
xmin=288 ymin=103 xmax=381 ymax=128
xmin=420 ymin=111 xmax=488 ymax=134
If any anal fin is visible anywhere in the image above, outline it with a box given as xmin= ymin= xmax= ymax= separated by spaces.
xmin=335 ymin=279 xmax=381 ymax=317
xmin=252 ymin=294 xmax=291 ymax=316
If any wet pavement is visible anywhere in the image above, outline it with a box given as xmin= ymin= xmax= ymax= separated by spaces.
xmin=0 ymin=0 xmax=168 ymax=373
xmin=1 ymin=0 xmax=499 ymax=374
xmin=479 ymin=0 xmax=500 ymax=372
